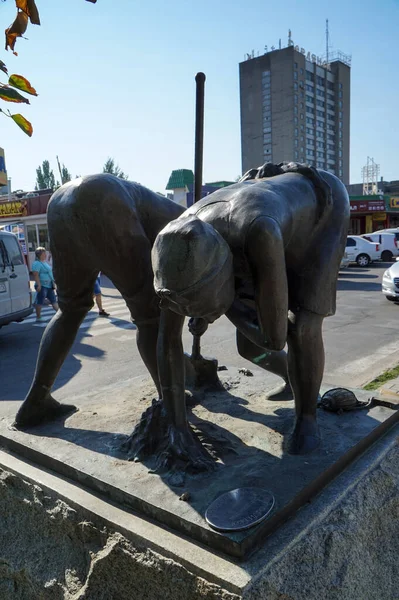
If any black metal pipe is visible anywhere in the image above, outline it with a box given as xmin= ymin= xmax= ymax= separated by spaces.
xmin=194 ymin=72 xmax=206 ymax=204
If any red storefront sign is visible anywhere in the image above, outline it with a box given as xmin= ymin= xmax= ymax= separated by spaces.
xmin=350 ymin=200 xmax=385 ymax=213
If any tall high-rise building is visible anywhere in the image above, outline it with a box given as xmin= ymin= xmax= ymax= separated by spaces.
xmin=239 ymin=44 xmax=351 ymax=183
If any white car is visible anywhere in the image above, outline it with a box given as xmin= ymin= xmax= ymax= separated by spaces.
xmin=345 ymin=236 xmax=380 ymax=267
xmin=382 ymin=260 xmax=399 ymax=302
xmin=0 ymin=230 xmax=33 ymax=328
xmin=362 ymin=232 xmax=399 ymax=262
xmin=340 ymin=251 xmax=352 ymax=269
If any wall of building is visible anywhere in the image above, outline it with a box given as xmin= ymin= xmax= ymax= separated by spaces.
xmin=239 ymin=56 xmax=266 ymax=174
xmin=239 ymin=46 xmax=350 ymax=184
xmin=270 ymin=48 xmax=295 ymax=165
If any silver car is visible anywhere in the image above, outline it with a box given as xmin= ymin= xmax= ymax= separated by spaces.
xmin=382 ymin=259 xmax=399 ymax=302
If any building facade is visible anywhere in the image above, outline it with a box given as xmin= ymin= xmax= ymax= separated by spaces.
xmin=0 ymin=190 xmax=52 ymax=269
xmin=239 ymin=45 xmax=350 ymax=183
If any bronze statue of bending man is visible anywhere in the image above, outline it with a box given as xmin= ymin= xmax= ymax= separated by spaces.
xmin=14 ymin=174 xmax=184 ymax=428
xmin=147 ymin=164 xmax=349 ymax=468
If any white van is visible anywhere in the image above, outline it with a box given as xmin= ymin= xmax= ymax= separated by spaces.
xmin=0 ymin=230 xmax=33 ymax=328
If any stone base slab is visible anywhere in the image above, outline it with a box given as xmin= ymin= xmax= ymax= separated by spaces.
xmin=1 ymin=370 xmax=399 ymax=559
xmin=0 ymin=425 xmax=398 ymax=599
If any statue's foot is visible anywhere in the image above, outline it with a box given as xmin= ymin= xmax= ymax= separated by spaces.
xmin=13 ymin=389 xmax=77 ymax=430
xmin=288 ymin=416 xmax=320 ymax=455
xmin=122 ymin=399 xmax=215 ymax=474
xmin=153 ymin=425 xmax=216 ymax=474
xmin=266 ymin=381 xmax=293 ymax=401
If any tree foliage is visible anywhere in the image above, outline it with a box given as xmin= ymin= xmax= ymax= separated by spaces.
xmin=35 ymin=160 xmax=56 ymax=190
xmin=103 ymin=158 xmax=128 ymax=180
xmin=1 ymin=0 xmax=97 ymax=136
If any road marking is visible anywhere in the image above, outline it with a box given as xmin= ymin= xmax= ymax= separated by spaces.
xmin=16 ymin=298 xmax=136 ymax=338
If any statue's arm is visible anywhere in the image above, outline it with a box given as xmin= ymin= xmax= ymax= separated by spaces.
xmin=226 ymin=298 xmax=265 ymax=347
xmin=245 ymin=216 xmax=288 ymax=351
xmin=157 ymin=308 xmax=188 ymax=429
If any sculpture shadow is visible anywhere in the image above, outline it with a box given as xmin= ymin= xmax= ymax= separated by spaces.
xmin=0 ymin=309 xmax=135 ymax=400
xmin=336 ymin=279 xmax=381 ymax=292
xmin=338 ymin=272 xmax=379 ymax=280
xmin=16 ymin=398 xmax=386 ymax=540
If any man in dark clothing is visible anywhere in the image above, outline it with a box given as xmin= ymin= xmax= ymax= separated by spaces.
xmin=149 ymin=165 xmax=349 ymax=468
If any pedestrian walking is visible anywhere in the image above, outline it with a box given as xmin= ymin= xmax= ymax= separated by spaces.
xmin=31 ymin=247 xmax=58 ymax=322
xmin=94 ymin=273 xmax=110 ymax=317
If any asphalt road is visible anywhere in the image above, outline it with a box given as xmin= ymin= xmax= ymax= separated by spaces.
xmin=1 ymin=263 xmax=398 ymax=420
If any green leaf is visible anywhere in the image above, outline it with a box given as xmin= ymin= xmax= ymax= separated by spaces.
xmin=0 ymin=61 xmax=8 ymax=76
xmin=0 ymin=86 xmax=30 ymax=104
xmin=11 ymin=113 xmax=33 ymax=137
xmin=8 ymin=74 xmax=37 ymax=96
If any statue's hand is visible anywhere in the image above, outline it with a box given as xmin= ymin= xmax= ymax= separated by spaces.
xmin=188 ymin=317 xmax=208 ymax=337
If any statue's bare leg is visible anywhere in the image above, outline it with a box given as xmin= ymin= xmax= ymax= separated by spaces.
xmin=14 ymin=279 xmax=96 ymax=429
xmin=236 ymin=330 xmax=293 ymax=400
xmin=286 ymin=309 xmax=324 ymax=455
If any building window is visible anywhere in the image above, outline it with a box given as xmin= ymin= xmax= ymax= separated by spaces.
xmin=300 ymin=67 xmax=304 ymax=75
xmin=339 ymin=120 xmax=343 ymax=129
xmin=300 ymin=124 xmax=304 ymax=131
xmin=339 ymin=169 xmax=343 ymax=177
xmin=300 ymin=102 xmax=304 ymax=109
xmin=294 ymin=71 xmax=298 ymax=80
xmin=294 ymin=62 xmax=298 ymax=69
xmin=294 ymin=81 xmax=298 ymax=90
xmin=294 ymin=106 xmax=298 ymax=114
xmin=294 ymin=139 xmax=298 ymax=147
xmin=339 ymin=130 xmax=343 ymax=138
xmin=300 ymin=146 xmax=304 ymax=153
xmin=339 ymin=101 xmax=343 ymax=108
xmin=300 ymin=113 xmax=304 ymax=119
xmin=306 ymin=95 xmax=313 ymax=103
xmin=300 ymin=135 xmax=304 ymax=142
xmin=306 ymin=84 xmax=313 ymax=93
xmin=339 ymin=140 xmax=342 ymax=148
xmin=305 ymin=70 xmax=314 ymax=82
xmin=339 ymin=83 xmax=343 ymax=89
xmin=316 ymin=99 xmax=325 ymax=108
xmin=327 ymin=81 xmax=334 ymax=91
xmin=294 ymin=150 xmax=298 ymax=159
xmin=300 ymin=91 xmax=304 ymax=99
xmin=327 ymin=93 xmax=335 ymax=102
xmin=294 ymin=94 xmax=298 ymax=103
xmin=339 ymin=111 xmax=343 ymax=119
xmin=294 ymin=116 xmax=298 ymax=124
xmin=295 ymin=128 xmax=298 ymax=136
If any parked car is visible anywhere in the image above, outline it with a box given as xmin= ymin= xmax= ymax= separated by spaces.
xmin=382 ymin=260 xmax=399 ymax=302
xmin=362 ymin=232 xmax=399 ymax=262
xmin=0 ymin=230 xmax=33 ymax=328
xmin=345 ymin=236 xmax=380 ymax=267
xmin=340 ymin=251 xmax=352 ymax=269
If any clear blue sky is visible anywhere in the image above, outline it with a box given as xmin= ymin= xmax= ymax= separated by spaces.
xmin=1 ymin=0 xmax=398 ymax=191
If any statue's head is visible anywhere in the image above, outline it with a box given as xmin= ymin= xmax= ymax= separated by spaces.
xmin=152 ymin=216 xmax=235 ymax=322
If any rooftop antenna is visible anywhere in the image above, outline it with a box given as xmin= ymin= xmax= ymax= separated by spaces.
xmin=326 ymin=18 xmax=329 ymax=63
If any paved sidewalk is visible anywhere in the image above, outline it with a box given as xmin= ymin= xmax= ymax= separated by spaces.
xmin=378 ymin=376 xmax=399 ymax=400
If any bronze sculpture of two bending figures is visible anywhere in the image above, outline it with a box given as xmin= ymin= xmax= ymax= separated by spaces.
xmin=15 ymin=164 xmax=349 ymax=472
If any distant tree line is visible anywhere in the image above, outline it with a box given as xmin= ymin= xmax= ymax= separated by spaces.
xmin=34 ymin=157 xmax=128 ymax=190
